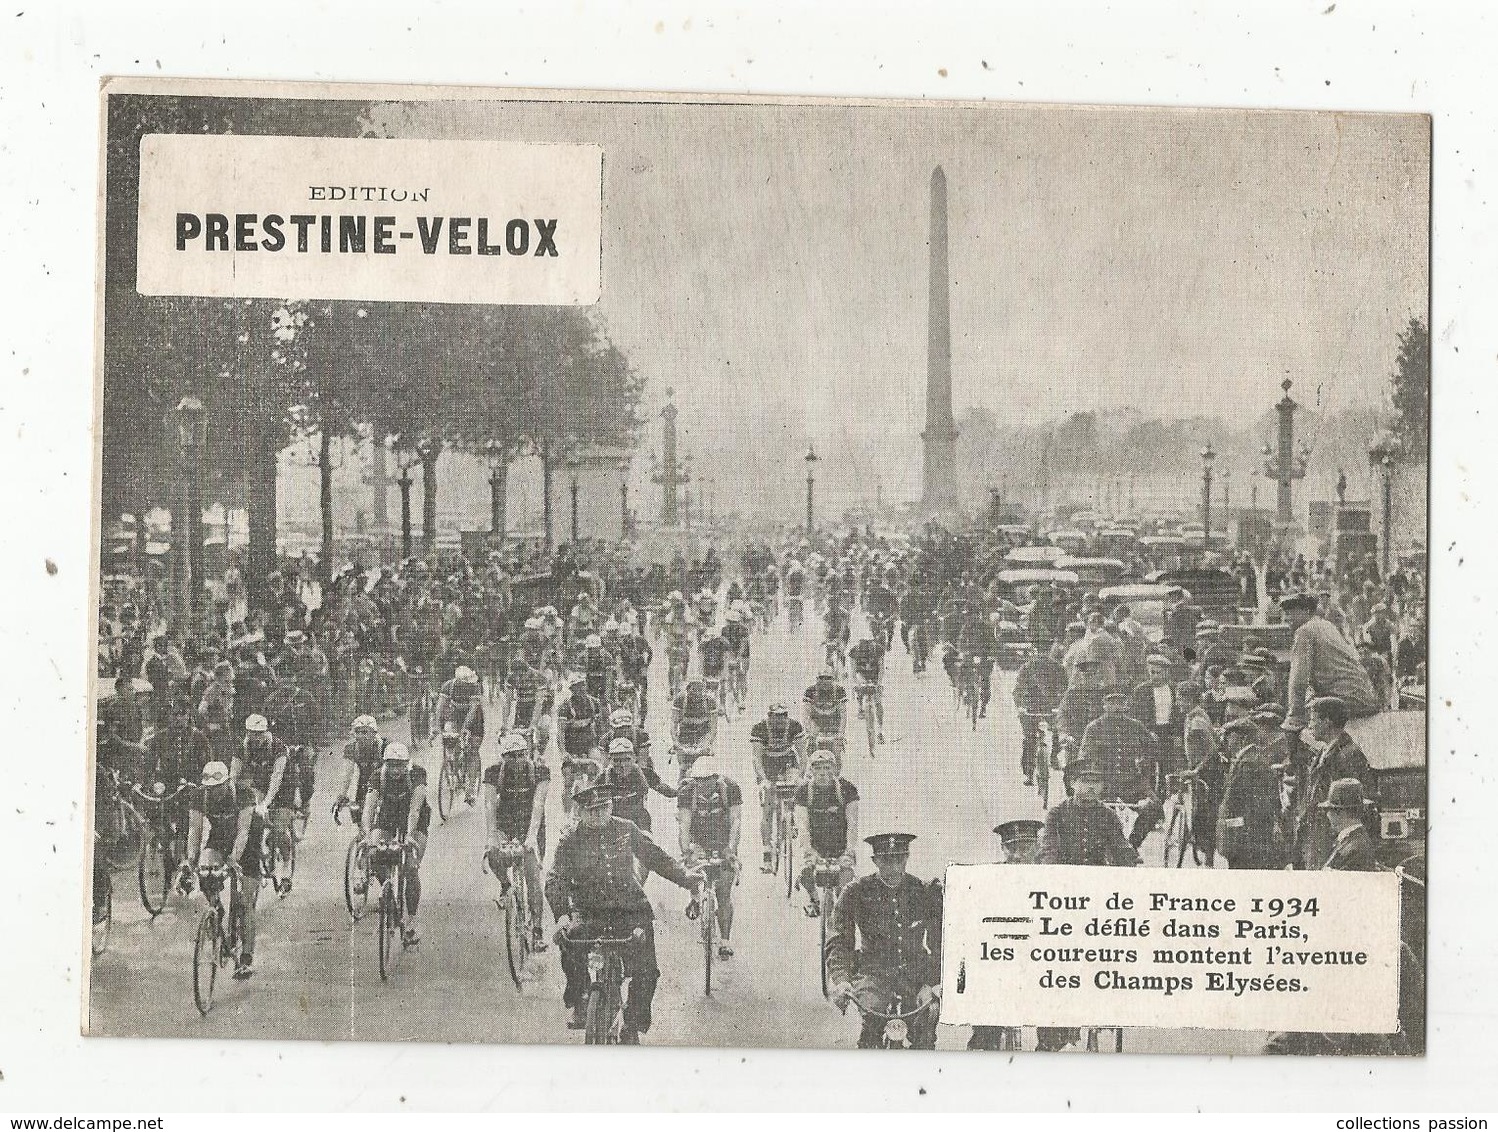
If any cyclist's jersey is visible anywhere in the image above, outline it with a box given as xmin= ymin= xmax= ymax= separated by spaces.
xmin=618 ymin=636 xmax=652 ymax=680
xmin=802 ymin=683 xmax=848 ymax=733
xmin=367 ymin=762 xmax=431 ymax=837
xmin=750 ymin=718 xmax=806 ymax=781
xmin=583 ymin=646 xmax=612 ymax=678
xmin=190 ymin=781 xmax=263 ymax=871
xmin=959 ymin=619 xmax=994 ymax=658
xmin=263 ymin=684 xmax=316 ymax=748
xmin=725 ymin=581 xmax=745 ymax=604
xmin=764 ymin=567 xmax=780 ymax=594
xmin=721 ymin=622 xmax=750 ymax=659
xmin=848 ymin=640 xmax=886 ymax=683
xmin=438 ymin=679 xmax=486 ymax=735
xmin=506 ymin=662 xmax=541 ymax=715
xmin=784 ymin=570 xmax=805 ymax=597
xmin=342 ymin=736 xmax=388 ymax=805
xmin=239 ymin=734 xmax=293 ymax=807
xmin=482 ymin=756 xmax=549 ymax=840
xmin=559 ymin=690 xmax=602 ymax=757
xmin=864 ymin=584 xmax=896 ymax=618
xmin=795 ymin=777 xmax=860 ymax=857
xmin=609 ymin=723 xmax=654 ymax=770
xmin=677 ymin=774 xmax=743 ymax=852
xmin=597 ymin=762 xmax=673 ymax=824
xmin=519 ymin=630 xmax=548 ymax=667
xmin=673 ymin=690 xmax=715 ymax=748
xmin=825 ymin=605 xmax=850 ymax=642
xmin=699 ymin=636 xmax=729 ymax=678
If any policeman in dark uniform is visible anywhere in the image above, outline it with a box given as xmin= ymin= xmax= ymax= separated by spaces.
xmin=1078 ymin=692 xmax=1164 ymax=850
xmin=546 ymin=783 xmax=702 ymax=1044
xmin=826 ymin=832 xmax=943 ymax=1050
xmin=968 ymin=819 xmax=1044 ymax=1051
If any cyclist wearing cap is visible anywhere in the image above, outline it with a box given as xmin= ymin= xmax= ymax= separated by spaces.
xmin=361 ymin=742 xmax=430 ymax=947
xmin=436 ymin=665 xmax=485 ymax=801
xmin=558 ymin=674 xmax=604 ymax=804
xmin=794 ymin=750 xmax=859 ymax=915
xmin=826 ymin=832 xmax=942 ymax=1049
xmin=802 ymin=670 xmax=848 ymax=756
xmin=1078 ymin=692 xmax=1164 ymax=852
xmin=234 ymin=714 xmax=296 ymax=897
xmin=750 ymin=704 xmax=808 ymax=872
xmin=582 ymin=633 xmax=612 ymax=703
xmin=677 ymin=757 xmax=743 ymax=961
xmin=503 ymin=653 xmax=544 ymax=738
xmin=698 ymin=626 xmax=729 ymax=684
xmin=547 ymin=783 xmax=703 ymax=1043
xmin=617 ymin=623 xmax=653 ymax=720
xmin=333 ymin=715 xmax=386 ymax=826
xmin=607 ymin=708 xmax=656 ymax=776
xmin=483 ymin=732 xmax=550 ymax=951
xmin=847 ymin=630 xmax=887 ymax=744
xmin=670 ymin=680 xmax=718 ymax=779
xmin=597 ymin=736 xmax=677 ymax=835
xmin=181 ymin=760 xmax=263 ymax=980
xmin=261 ymin=678 xmax=319 ymax=826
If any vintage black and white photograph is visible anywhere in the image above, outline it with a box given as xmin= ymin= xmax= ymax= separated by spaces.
xmin=86 ymin=81 xmax=1429 ymax=1055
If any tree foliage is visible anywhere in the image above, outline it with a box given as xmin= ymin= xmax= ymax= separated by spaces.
xmin=1389 ymin=315 xmax=1429 ymax=458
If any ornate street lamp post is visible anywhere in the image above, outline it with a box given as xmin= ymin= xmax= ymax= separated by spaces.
xmin=805 ymin=443 xmax=820 ymax=534
xmin=395 ymin=445 xmax=419 ymax=561
xmin=1200 ymin=443 xmax=1216 ymax=558
xmin=617 ymin=458 xmax=631 ymax=538
xmin=567 ymin=444 xmax=582 ymax=545
xmin=484 ymin=439 xmax=507 ymax=543
xmin=1368 ymin=430 xmax=1403 ymax=577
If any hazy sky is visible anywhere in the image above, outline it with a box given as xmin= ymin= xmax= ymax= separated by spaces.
xmin=368 ymin=97 xmax=1428 ymax=505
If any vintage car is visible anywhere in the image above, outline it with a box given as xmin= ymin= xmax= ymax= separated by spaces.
xmin=1097 ymin=582 xmax=1178 ymax=643
xmin=1054 ymin=556 xmax=1129 ymax=589
xmin=1346 ymin=710 xmax=1427 ymax=868
xmin=1004 ymin=544 xmax=1068 ymax=567
xmin=1046 ymin=529 xmax=1090 ymax=555
xmin=991 ymin=568 xmax=1079 ymax=668
xmin=1150 ymin=567 xmax=1243 ymax=625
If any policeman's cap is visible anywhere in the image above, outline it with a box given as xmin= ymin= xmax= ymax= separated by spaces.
xmin=1063 ymin=758 xmax=1104 ymax=781
xmin=993 ymin=819 xmax=1044 ymax=842
xmin=1308 ymin=696 xmax=1350 ymax=728
xmin=573 ymin=784 xmax=613 ymax=809
xmin=1280 ymin=592 xmax=1319 ymax=613
xmin=865 ymin=832 xmax=916 ymax=857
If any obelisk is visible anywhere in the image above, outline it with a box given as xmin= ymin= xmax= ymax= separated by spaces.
xmin=922 ymin=165 xmax=958 ymax=508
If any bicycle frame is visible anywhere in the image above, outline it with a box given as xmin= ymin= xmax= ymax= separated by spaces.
xmin=561 ymin=929 xmax=641 ymax=1044
xmin=844 ymin=991 xmax=933 ymax=1049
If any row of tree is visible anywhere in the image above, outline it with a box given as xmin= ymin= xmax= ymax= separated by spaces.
xmin=101 ymin=94 xmax=642 ymax=597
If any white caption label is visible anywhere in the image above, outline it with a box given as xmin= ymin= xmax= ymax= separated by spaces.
xmin=136 ymin=135 xmax=602 ymax=305
xmin=941 ymin=864 xmax=1401 ymax=1033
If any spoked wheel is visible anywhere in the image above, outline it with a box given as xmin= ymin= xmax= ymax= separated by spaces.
xmin=583 ymin=986 xmax=610 ymax=1045
xmin=865 ymin=705 xmax=877 ymax=761
xmin=503 ymin=882 xmax=527 ymax=990
xmin=819 ymin=890 xmax=832 ymax=998
xmin=106 ymin=801 xmax=141 ymax=872
xmin=1164 ymin=804 xmax=1189 ymax=867
xmin=91 ymin=879 xmax=112 ymax=957
xmin=377 ymin=883 xmax=402 ymax=981
xmin=1036 ymin=756 xmax=1051 ymax=810
xmin=702 ymin=895 xmax=715 ymax=998
xmin=192 ymin=910 xmax=218 ymax=1015
xmin=344 ymin=837 xmax=370 ymax=922
xmin=437 ymin=761 xmax=456 ymax=822
xmin=280 ymin=832 xmax=297 ymax=893
xmin=138 ymin=831 xmax=170 ymax=916
xmin=783 ymin=827 xmax=794 ymax=901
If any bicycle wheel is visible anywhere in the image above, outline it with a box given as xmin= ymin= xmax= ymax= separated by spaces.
xmin=437 ymin=760 xmax=455 ymax=822
xmin=138 ymin=830 xmax=169 ymax=916
xmin=783 ymin=823 xmax=794 ymax=901
xmin=865 ymin=702 xmax=877 ymax=761
xmin=702 ymin=892 xmax=715 ymax=997
xmin=91 ymin=877 xmax=112 ymax=957
xmin=1164 ymin=804 xmax=1188 ymax=868
xmin=192 ymin=909 xmax=218 ymax=1015
xmin=1036 ymin=755 xmax=1051 ymax=810
xmin=344 ymin=836 xmax=369 ymax=922
xmin=583 ymin=986 xmax=608 ymax=1045
xmin=377 ymin=882 xmax=400 ymax=981
xmin=819 ymin=889 xmax=832 ymax=998
xmin=503 ymin=887 xmax=525 ymax=990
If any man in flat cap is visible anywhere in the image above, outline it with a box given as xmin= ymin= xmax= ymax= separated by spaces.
xmin=1078 ymin=692 xmax=1163 ymax=850
xmin=827 ymin=832 xmax=943 ymax=1049
xmin=1216 ymin=709 xmax=1287 ymax=869
xmin=1036 ymin=760 xmax=1140 ymax=869
xmin=1291 ymin=696 xmax=1377 ymax=872
xmin=1279 ymin=591 xmax=1380 ymax=734
xmin=1056 ymin=657 xmax=1110 ymax=759
xmin=1129 ymin=652 xmax=1185 ymax=794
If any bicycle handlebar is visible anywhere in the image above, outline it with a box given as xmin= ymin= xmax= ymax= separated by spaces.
xmin=839 ymin=991 xmax=933 ymax=1020
xmin=560 ymin=927 xmax=646 ymax=948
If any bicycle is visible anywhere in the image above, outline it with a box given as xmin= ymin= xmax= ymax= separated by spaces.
xmin=561 ymin=927 xmax=645 ymax=1045
xmin=687 ymin=853 xmax=731 ymax=997
xmin=959 ymin=659 xmax=982 ymax=731
xmin=727 ymin=660 xmax=748 ymax=716
xmin=484 ymin=840 xmax=534 ymax=990
xmin=191 ymin=863 xmax=246 ymax=1016
xmin=810 ymin=856 xmax=845 ymax=998
xmin=437 ymin=730 xmax=474 ymax=822
xmin=841 ymin=990 xmax=935 ymax=1050
xmin=1161 ymin=770 xmax=1201 ymax=868
xmin=133 ymin=778 xmax=189 ymax=917
xmin=91 ymin=841 xmax=112 ymax=958
xmin=333 ymin=799 xmax=371 ymax=922
xmin=787 ymin=595 xmax=804 ymax=632
xmin=406 ymin=668 xmax=432 ymax=746
xmin=368 ymin=836 xmax=414 ymax=981
xmin=703 ymin=675 xmax=727 ymax=720
xmin=98 ymin=770 xmax=144 ymax=873
xmin=767 ymin=781 xmax=800 ymax=900
xmin=1019 ymin=711 xmax=1055 ymax=810
xmin=853 ymin=680 xmax=880 ymax=760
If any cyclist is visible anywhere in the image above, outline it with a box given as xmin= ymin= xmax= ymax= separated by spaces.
xmin=234 ymin=714 xmax=296 ymax=896
xmin=824 ymin=592 xmax=851 ymax=670
xmin=518 ymin=615 xmax=549 ymax=672
xmin=827 ymin=833 xmax=943 ymax=1050
xmin=482 ymin=732 xmax=550 ymax=952
xmin=670 ymin=679 xmax=719 ymax=780
xmin=558 ymin=673 xmax=605 ymax=806
xmin=598 ymin=736 xmax=678 ymax=836
xmin=361 ymin=742 xmax=431 ymax=947
xmin=607 ymin=707 xmax=656 ymax=777
xmin=180 ymin=760 xmax=262 ymax=980
xmin=802 ymin=670 xmax=849 ymax=763
xmin=863 ymin=574 xmax=898 ymax=650
xmin=547 ymin=783 xmax=703 ymax=1043
xmin=957 ymin=603 xmax=996 ymax=718
xmin=794 ymin=747 xmax=859 ymax=916
xmin=435 ymin=665 xmax=484 ymax=805
xmin=261 ymin=679 xmax=319 ymax=833
xmin=749 ymin=703 xmax=808 ymax=873
xmin=1013 ymin=640 xmax=1069 ymax=786
xmin=147 ymin=687 xmax=213 ymax=843
xmin=581 ymin=633 xmax=612 ymax=704
xmin=847 ymin=630 xmax=887 ymax=744
xmin=697 ymin=626 xmax=730 ymax=713
xmin=677 ymin=757 xmax=743 ymax=962
xmin=503 ymin=652 xmax=544 ymax=741
xmin=332 ymin=714 xmax=387 ymax=828
xmin=617 ymin=622 xmax=653 ymax=720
